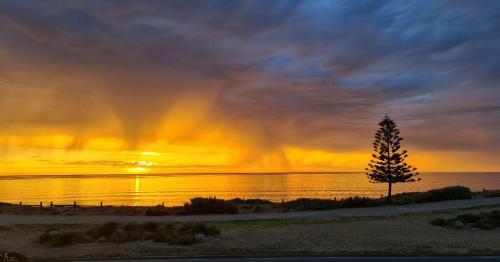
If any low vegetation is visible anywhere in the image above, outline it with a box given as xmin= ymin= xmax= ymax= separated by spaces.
xmin=153 ymin=222 xmax=220 ymax=245
xmin=278 ymin=186 xmax=473 ymax=211
xmin=175 ymin=186 xmax=474 ymax=213
xmin=178 ymin=197 xmax=238 ymax=215
xmin=145 ymin=205 xmax=173 ymax=216
xmin=430 ymin=210 xmax=500 ymax=230
xmin=483 ymin=189 xmax=500 ymax=198
xmin=282 ymin=197 xmax=382 ymax=211
xmin=37 ymin=221 xmax=220 ymax=247
xmin=229 ymin=198 xmax=273 ymax=205
xmin=392 ymin=186 xmax=472 ymax=205
xmin=2 ymin=186 xmax=488 ymax=217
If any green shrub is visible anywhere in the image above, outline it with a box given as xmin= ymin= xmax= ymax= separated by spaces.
xmin=142 ymin=221 xmax=159 ymax=231
xmin=457 ymin=213 xmax=481 ymax=223
xmin=124 ymin=230 xmax=144 ymax=242
xmin=38 ymin=231 xmax=54 ymax=243
xmin=123 ymin=222 xmax=141 ymax=232
xmin=484 ymin=190 xmax=500 ymax=198
xmin=283 ymin=197 xmax=381 ymax=211
xmin=430 ymin=210 xmax=500 ymax=230
xmin=152 ymin=223 xmax=178 ymax=243
xmin=476 ymin=217 xmax=496 ymax=230
xmin=37 ymin=222 xmax=220 ymax=247
xmin=179 ymin=197 xmax=238 ymax=215
xmin=151 ymin=222 xmax=219 ymax=244
xmin=178 ymin=223 xmax=220 ymax=236
xmin=339 ymin=197 xmax=382 ymax=208
xmin=425 ymin=186 xmax=472 ymax=202
xmin=152 ymin=229 xmax=176 ymax=243
xmin=430 ymin=218 xmax=450 ymax=227
xmin=38 ymin=231 xmax=87 ymax=247
xmin=392 ymin=192 xmax=426 ymax=204
xmin=85 ymin=221 xmax=118 ymax=240
xmin=394 ymin=186 xmax=472 ymax=204
xmin=163 ymin=223 xmax=176 ymax=232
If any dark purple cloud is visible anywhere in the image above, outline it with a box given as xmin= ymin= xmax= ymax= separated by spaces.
xmin=0 ymin=0 xmax=499 ymax=155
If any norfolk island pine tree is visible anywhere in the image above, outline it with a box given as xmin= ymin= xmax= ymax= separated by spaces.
xmin=366 ymin=114 xmax=420 ymax=203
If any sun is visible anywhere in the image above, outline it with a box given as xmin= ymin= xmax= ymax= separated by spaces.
xmin=127 ymin=166 xmax=148 ymax=173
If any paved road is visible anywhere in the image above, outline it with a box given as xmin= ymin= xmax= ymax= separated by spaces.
xmin=86 ymin=257 xmax=500 ymax=262
xmin=1 ymin=197 xmax=500 ymax=225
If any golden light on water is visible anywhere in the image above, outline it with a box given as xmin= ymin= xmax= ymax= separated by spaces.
xmin=1 ymin=172 xmax=499 ymax=206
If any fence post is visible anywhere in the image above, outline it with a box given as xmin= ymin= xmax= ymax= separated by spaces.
xmin=19 ymin=201 xmax=22 ymax=206
xmin=50 ymin=201 xmax=53 ymax=209
xmin=39 ymin=201 xmax=42 ymax=208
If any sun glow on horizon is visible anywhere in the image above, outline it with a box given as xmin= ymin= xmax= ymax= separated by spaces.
xmin=2 ymin=138 xmax=498 ymax=174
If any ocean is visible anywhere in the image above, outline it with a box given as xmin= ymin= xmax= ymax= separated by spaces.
xmin=0 ymin=172 xmax=499 ymax=206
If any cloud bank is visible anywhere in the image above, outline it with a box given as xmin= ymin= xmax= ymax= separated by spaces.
xmin=1 ymin=0 xmax=500 ymax=172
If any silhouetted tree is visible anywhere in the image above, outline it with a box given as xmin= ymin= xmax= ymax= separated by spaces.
xmin=366 ymin=115 xmax=420 ymax=203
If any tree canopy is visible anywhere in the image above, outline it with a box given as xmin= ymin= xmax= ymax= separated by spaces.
xmin=366 ymin=115 xmax=420 ymax=201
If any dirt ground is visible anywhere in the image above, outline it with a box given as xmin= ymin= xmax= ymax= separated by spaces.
xmin=1 ymin=206 xmax=499 ymax=261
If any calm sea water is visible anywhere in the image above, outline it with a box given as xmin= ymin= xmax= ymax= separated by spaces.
xmin=0 ymin=172 xmax=499 ymax=206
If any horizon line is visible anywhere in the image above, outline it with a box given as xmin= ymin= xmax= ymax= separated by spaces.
xmin=1 ymin=171 xmax=500 ymax=176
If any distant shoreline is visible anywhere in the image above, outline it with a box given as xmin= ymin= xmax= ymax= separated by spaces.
xmin=1 ymin=171 xmax=500 ymax=177
xmin=1 ymin=186 xmax=499 ymax=217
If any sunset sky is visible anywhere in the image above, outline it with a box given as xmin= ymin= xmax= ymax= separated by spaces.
xmin=1 ymin=0 xmax=500 ymax=174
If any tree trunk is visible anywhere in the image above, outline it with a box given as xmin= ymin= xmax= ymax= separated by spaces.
xmin=387 ymin=181 xmax=392 ymax=203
